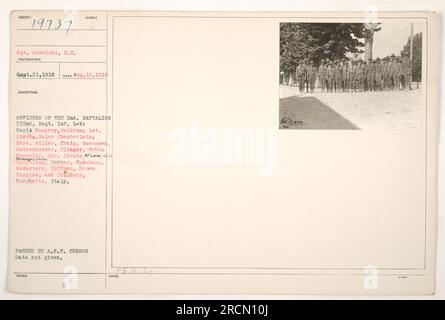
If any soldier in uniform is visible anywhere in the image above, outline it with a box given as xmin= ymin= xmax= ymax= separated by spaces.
xmin=325 ymin=61 xmax=334 ymax=93
xmin=341 ymin=58 xmax=349 ymax=92
xmin=303 ymin=59 xmax=311 ymax=92
xmin=318 ymin=59 xmax=326 ymax=92
xmin=374 ymin=57 xmax=384 ymax=91
xmin=401 ymin=52 xmax=412 ymax=90
xmin=387 ymin=55 xmax=394 ymax=90
xmin=296 ymin=62 xmax=306 ymax=93
xmin=307 ymin=60 xmax=317 ymax=93
xmin=286 ymin=67 xmax=294 ymax=86
xmin=382 ymin=56 xmax=390 ymax=91
xmin=325 ymin=58 xmax=331 ymax=91
xmin=331 ymin=60 xmax=337 ymax=92
xmin=349 ymin=60 xmax=357 ymax=92
xmin=364 ymin=59 xmax=370 ymax=91
xmin=388 ymin=54 xmax=397 ymax=90
xmin=365 ymin=58 xmax=374 ymax=92
xmin=395 ymin=56 xmax=403 ymax=90
xmin=334 ymin=60 xmax=341 ymax=92
xmin=356 ymin=59 xmax=366 ymax=92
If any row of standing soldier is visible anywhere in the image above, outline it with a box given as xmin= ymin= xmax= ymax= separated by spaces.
xmin=285 ymin=53 xmax=413 ymax=94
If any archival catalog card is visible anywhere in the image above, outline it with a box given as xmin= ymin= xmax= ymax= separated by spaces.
xmin=8 ymin=11 xmax=439 ymax=294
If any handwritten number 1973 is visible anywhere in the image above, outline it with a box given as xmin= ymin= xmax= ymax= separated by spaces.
xmin=31 ymin=18 xmax=73 ymax=33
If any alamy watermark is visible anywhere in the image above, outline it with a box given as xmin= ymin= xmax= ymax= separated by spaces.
xmin=167 ymin=122 xmax=277 ymax=175
xmin=363 ymin=265 xmax=379 ymax=290
xmin=63 ymin=265 xmax=78 ymax=290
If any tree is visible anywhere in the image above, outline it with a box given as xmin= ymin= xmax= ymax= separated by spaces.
xmin=280 ymin=23 xmax=380 ymax=72
xmin=401 ymin=32 xmax=422 ymax=82
xmin=363 ymin=23 xmax=382 ymax=61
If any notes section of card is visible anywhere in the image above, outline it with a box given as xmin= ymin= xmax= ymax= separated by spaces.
xmin=14 ymin=12 xmax=107 ymax=80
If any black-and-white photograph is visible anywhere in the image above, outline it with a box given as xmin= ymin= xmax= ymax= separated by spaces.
xmin=279 ymin=22 xmax=423 ymax=129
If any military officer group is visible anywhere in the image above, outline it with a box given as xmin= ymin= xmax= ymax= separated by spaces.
xmin=281 ymin=52 xmax=414 ymax=94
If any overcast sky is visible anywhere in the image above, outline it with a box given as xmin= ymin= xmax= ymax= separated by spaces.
xmin=365 ymin=22 xmax=423 ymax=59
